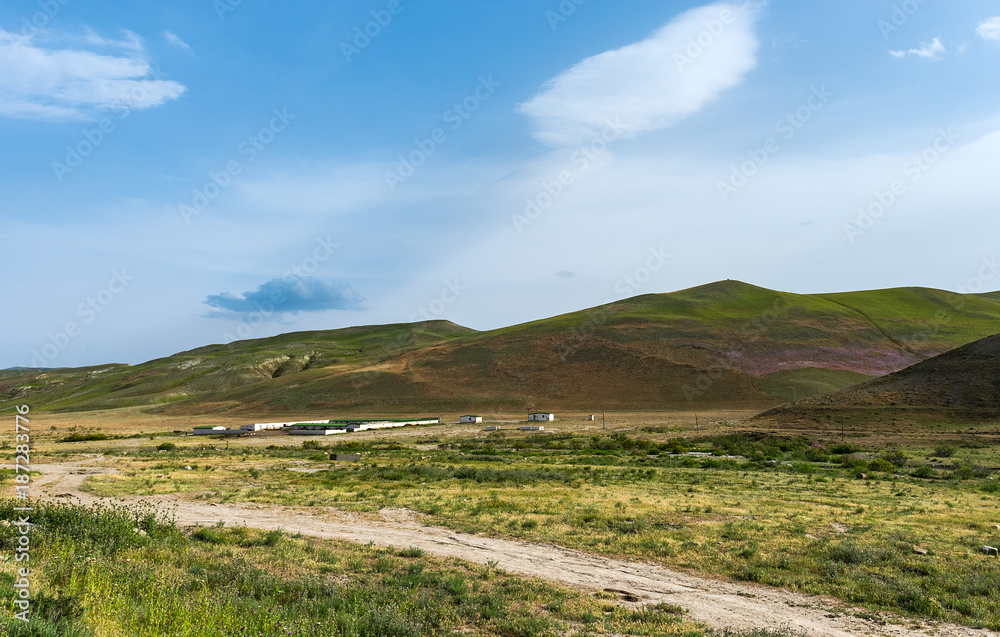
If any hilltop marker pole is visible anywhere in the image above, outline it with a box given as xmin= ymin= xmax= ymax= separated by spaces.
xmin=696 ymin=414 xmax=699 ymax=433
xmin=603 ymin=410 xmax=606 ymax=430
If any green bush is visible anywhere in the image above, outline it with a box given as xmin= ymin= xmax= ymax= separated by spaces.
xmin=933 ymin=444 xmax=957 ymax=458
xmin=840 ymin=454 xmax=869 ymax=470
xmin=59 ymin=432 xmax=109 ymax=443
xmin=156 ymin=442 xmax=177 ymax=451
xmin=868 ymin=458 xmax=896 ymax=473
xmin=665 ymin=439 xmax=688 ymax=454
xmin=831 ymin=443 xmax=861 ymax=454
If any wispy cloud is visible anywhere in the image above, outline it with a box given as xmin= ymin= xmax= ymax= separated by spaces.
xmin=977 ymin=17 xmax=1000 ymax=41
xmin=518 ymin=2 xmax=762 ymax=147
xmin=205 ymin=277 xmax=367 ymax=320
xmin=890 ymin=37 xmax=946 ymax=59
xmin=163 ymin=30 xmax=192 ymax=53
xmin=0 ymin=28 xmax=186 ymax=121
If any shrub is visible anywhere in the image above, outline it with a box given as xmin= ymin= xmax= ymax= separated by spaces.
xmin=831 ymin=443 xmax=861 ymax=454
xmin=397 ymin=546 xmax=425 ymax=558
xmin=933 ymin=444 xmax=958 ymax=458
xmin=156 ymin=442 xmax=177 ymax=452
xmin=829 ymin=541 xmax=899 ymax=566
xmin=665 ymin=439 xmax=688 ymax=454
xmin=59 ymin=432 xmax=109 ymax=443
xmin=869 ymin=458 xmax=896 ymax=473
xmin=804 ymin=448 xmax=829 ymax=462
xmin=951 ymin=464 xmax=990 ymax=480
xmin=840 ymin=454 xmax=868 ymax=470
xmin=881 ymin=450 xmax=908 ymax=467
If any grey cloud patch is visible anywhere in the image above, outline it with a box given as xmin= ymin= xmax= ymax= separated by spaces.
xmin=557 ymin=270 xmax=576 ymax=278
xmin=205 ymin=276 xmax=366 ymax=319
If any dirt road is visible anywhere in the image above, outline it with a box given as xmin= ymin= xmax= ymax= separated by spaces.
xmin=31 ymin=458 xmax=999 ymax=637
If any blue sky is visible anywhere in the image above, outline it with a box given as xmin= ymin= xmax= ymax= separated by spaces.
xmin=3 ymin=0 xmax=1000 ymax=368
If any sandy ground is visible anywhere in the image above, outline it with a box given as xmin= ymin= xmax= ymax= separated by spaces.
xmin=23 ymin=457 xmax=998 ymax=637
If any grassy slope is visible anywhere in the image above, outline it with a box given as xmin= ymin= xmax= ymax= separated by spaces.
xmin=758 ymin=332 xmax=1000 ymax=425
xmin=4 ymin=281 xmax=1000 ymax=416
xmin=0 ymin=321 xmax=473 ymax=413
xmin=328 ymin=281 xmax=1000 ymax=412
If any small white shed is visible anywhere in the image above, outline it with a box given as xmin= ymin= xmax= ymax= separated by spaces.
xmin=460 ymin=415 xmax=484 ymax=424
xmin=528 ymin=413 xmax=554 ymax=422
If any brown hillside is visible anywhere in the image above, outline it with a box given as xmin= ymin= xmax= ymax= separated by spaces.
xmin=758 ymin=332 xmax=1000 ymax=423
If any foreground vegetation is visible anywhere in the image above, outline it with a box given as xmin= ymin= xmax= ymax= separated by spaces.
xmin=0 ymin=499 xmax=811 ymax=636
xmin=66 ymin=427 xmax=1000 ymax=631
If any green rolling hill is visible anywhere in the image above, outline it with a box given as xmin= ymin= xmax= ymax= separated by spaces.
xmin=3 ymin=281 xmax=999 ymax=416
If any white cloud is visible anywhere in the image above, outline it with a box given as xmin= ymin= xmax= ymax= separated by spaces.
xmin=0 ymin=28 xmax=186 ymax=121
xmin=889 ymin=37 xmax=946 ymax=59
xmin=977 ymin=17 xmax=1000 ymax=41
xmin=163 ymin=30 xmax=192 ymax=53
xmin=518 ymin=2 xmax=762 ymax=147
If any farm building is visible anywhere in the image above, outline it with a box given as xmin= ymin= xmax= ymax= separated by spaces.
xmin=528 ymin=413 xmax=555 ymax=422
xmin=460 ymin=415 xmax=483 ymax=424
xmin=290 ymin=417 xmax=441 ymax=435
xmin=239 ymin=422 xmax=292 ymax=432
xmin=289 ymin=424 xmax=349 ymax=436
xmin=519 ymin=426 xmax=544 ymax=431
xmin=192 ymin=425 xmax=227 ymax=435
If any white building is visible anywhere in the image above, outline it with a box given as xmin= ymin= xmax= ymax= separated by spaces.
xmin=239 ymin=422 xmax=292 ymax=432
xmin=192 ymin=425 xmax=227 ymax=435
xmin=460 ymin=415 xmax=483 ymax=424
xmin=528 ymin=413 xmax=554 ymax=422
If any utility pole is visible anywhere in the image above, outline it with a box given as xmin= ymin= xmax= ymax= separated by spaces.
xmin=695 ymin=413 xmax=699 ymax=434
xmin=603 ymin=410 xmax=606 ymax=430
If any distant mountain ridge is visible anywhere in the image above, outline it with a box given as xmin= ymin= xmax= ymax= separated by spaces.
xmin=3 ymin=281 xmax=999 ymax=415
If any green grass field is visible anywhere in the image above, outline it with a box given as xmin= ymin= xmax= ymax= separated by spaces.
xmin=0 ymin=498 xmax=814 ymax=637
xmin=53 ymin=426 xmax=1000 ymax=632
